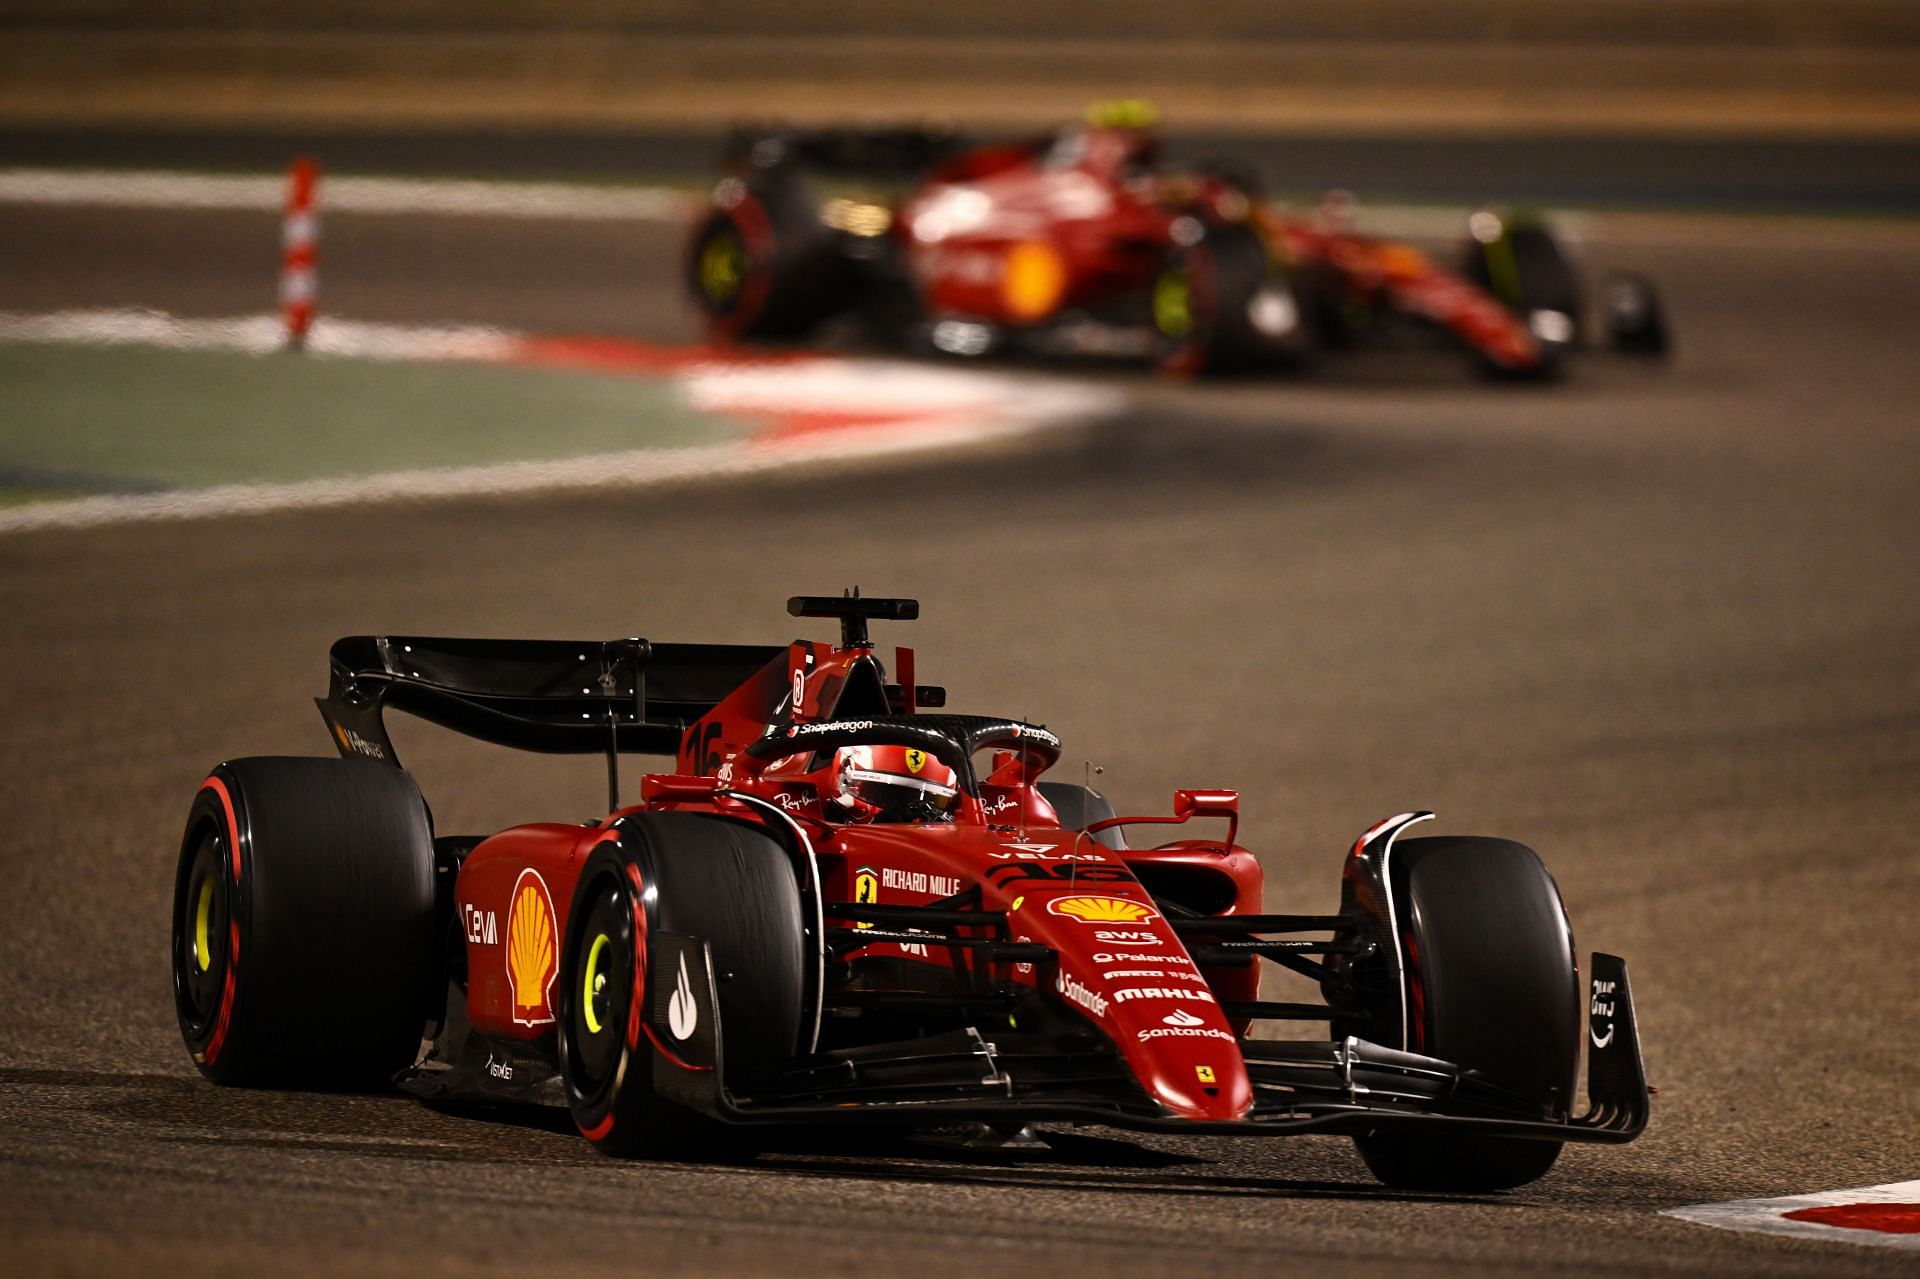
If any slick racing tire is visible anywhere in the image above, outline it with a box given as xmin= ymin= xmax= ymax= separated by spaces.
xmin=1036 ymin=780 xmax=1126 ymax=850
xmin=1599 ymin=271 xmax=1671 ymax=357
xmin=558 ymin=813 xmax=806 ymax=1159
xmin=171 ymin=757 xmax=438 ymax=1089
xmin=1352 ymin=836 xmax=1580 ymax=1192
xmin=686 ymin=172 xmax=855 ymax=341
xmin=1459 ymin=218 xmax=1582 ymax=376
xmin=1153 ymin=220 xmax=1311 ymax=376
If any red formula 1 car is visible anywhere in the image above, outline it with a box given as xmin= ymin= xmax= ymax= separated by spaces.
xmin=170 ymin=594 xmax=1646 ymax=1189
xmin=686 ymin=118 xmax=1669 ymax=379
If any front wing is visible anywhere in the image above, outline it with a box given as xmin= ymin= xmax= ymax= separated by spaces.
xmin=647 ymin=932 xmax=1649 ymax=1143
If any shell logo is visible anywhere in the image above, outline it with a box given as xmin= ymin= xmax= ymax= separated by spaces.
xmin=1002 ymin=241 xmax=1068 ymax=322
xmin=506 ymin=869 xmax=558 ymax=1026
xmin=1047 ymin=895 xmax=1157 ymax=924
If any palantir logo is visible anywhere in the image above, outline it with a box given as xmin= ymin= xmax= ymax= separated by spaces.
xmin=668 ymin=953 xmax=699 ymax=1041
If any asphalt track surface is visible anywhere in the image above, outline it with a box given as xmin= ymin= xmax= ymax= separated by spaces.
xmin=2 ymin=194 xmax=1919 ymax=1278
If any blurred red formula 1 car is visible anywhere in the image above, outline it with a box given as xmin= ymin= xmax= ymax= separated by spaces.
xmin=171 ymin=593 xmax=1646 ymax=1189
xmin=687 ymin=109 xmax=1668 ymax=378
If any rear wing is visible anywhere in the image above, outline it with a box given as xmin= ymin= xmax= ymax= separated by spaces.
xmin=315 ymin=635 xmax=786 ymax=770
xmin=721 ymin=124 xmax=968 ymax=177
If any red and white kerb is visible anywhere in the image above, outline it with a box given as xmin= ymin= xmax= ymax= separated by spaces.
xmin=1665 ymin=1180 xmax=1920 ymax=1251
xmin=281 ymin=156 xmax=320 ymax=349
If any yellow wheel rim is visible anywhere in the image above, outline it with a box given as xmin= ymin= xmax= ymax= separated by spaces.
xmin=1153 ymin=269 xmax=1193 ymax=339
xmin=193 ymin=877 xmax=214 ymax=972
xmin=581 ymin=933 xmax=611 ymax=1035
xmin=698 ymin=229 xmax=747 ymax=303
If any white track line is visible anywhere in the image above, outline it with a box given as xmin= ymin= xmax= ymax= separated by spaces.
xmin=0 ymin=169 xmax=692 ymax=221
xmin=0 ymin=308 xmax=519 ymax=361
xmin=0 ymin=421 xmax=1040 ymax=535
xmin=1664 ymin=1180 xmax=1920 ymax=1252
xmin=0 ymin=307 xmax=1121 ymax=533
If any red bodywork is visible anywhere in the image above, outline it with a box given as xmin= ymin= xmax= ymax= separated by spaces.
xmin=884 ymin=126 xmax=1541 ymax=370
xmin=453 ymin=635 xmax=1267 ymax=1122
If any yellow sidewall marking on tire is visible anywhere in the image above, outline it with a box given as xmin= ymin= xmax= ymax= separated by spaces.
xmin=582 ymin=933 xmax=611 ymax=1035
xmin=194 ymin=878 xmax=214 ymax=972
xmin=1154 ymin=270 xmax=1192 ymax=339
xmin=700 ymin=230 xmax=746 ymax=303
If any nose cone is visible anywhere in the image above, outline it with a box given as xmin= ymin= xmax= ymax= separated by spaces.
xmin=1126 ymin=1022 xmax=1253 ymax=1121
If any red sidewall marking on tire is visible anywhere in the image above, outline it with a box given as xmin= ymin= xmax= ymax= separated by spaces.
xmin=624 ymin=861 xmax=649 ymax=1053
xmin=198 ymin=777 xmax=242 ymax=1064
xmin=1666 ymin=1181 xmax=1920 ymax=1251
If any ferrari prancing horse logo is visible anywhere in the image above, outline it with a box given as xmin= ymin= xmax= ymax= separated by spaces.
xmin=904 ymin=748 xmax=927 ymax=774
xmin=853 ymin=866 xmax=878 ymax=930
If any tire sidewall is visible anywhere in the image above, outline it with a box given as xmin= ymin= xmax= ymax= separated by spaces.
xmin=555 ymin=839 xmax=654 ymax=1140
xmin=172 ymin=774 xmax=253 ymax=1080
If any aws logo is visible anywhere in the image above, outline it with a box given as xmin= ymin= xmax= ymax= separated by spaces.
xmin=506 ymin=869 xmax=558 ymax=1027
xmin=1047 ymin=896 xmax=1158 ymax=925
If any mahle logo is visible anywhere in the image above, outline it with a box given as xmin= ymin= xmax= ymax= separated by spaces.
xmin=1047 ymin=895 xmax=1157 ymax=924
xmin=506 ymin=869 xmax=558 ymax=1026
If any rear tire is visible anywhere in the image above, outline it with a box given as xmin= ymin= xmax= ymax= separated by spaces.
xmin=687 ymin=172 xmax=855 ymax=341
xmin=1351 ymin=836 xmax=1580 ymax=1191
xmin=170 ymin=757 xmax=438 ymax=1088
xmin=558 ymin=812 xmax=805 ymax=1159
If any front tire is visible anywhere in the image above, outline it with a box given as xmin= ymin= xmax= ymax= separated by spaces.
xmin=1460 ymin=218 xmax=1582 ymax=377
xmin=1153 ymin=221 xmax=1312 ymax=376
xmin=170 ymin=757 xmax=438 ymax=1088
xmin=1351 ymin=836 xmax=1580 ymax=1191
xmin=557 ymin=812 xmax=806 ymax=1159
xmin=1600 ymin=271 xmax=1670 ymax=357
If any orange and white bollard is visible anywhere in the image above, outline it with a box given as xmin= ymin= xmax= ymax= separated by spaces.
xmin=281 ymin=156 xmax=320 ymax=350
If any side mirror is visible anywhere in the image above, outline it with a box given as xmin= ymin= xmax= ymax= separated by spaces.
xmin=1085 ymin=790 xmax=1243 ymax=849
xmin=1174 ymin=789 xmax=1238 ymax=819
xmin=1173 ymin=789 xmax=1239 ymax=848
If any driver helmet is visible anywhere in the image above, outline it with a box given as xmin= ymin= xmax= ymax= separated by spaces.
xmin=831 ymin=744 xmax=960 ymax=823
